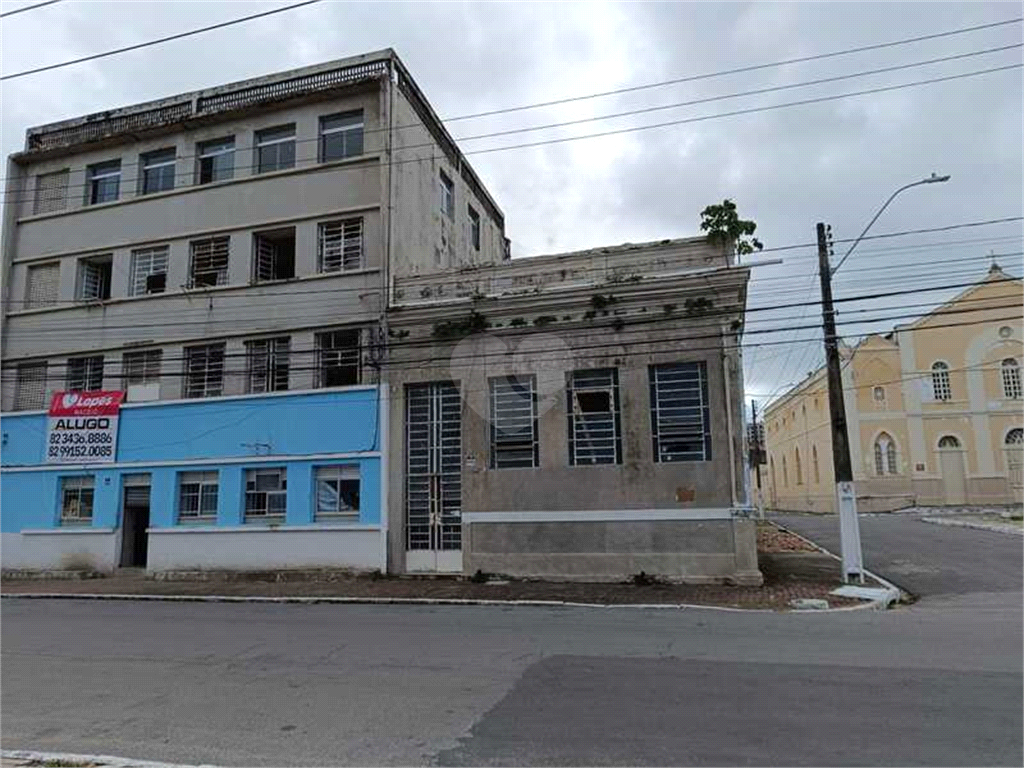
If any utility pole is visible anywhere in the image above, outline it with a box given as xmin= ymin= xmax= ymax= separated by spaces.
xmin=817 ymin=222 xmax=864 ymax=583
xmin=750 ymin=399 xmax=764 ymax=519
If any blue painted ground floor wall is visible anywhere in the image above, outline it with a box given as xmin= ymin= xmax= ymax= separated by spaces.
xmin=1 ymin=387 xmax=386 ymax=572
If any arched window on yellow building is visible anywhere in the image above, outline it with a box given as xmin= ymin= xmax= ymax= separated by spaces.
xmin=874 ymin=432 xmax=898 ymax=475
xmin=812 ymin=444 xmax=820 ymax=484
xmin=931 ymin=361 xmax=951 ymax=401
xmin=782 ymin=455 xmax=788 ymax=487
xmin=1002 ymin=358 xmax=1021 ymax=400
xmin=795 ymin=447 xmax=803 ymax=485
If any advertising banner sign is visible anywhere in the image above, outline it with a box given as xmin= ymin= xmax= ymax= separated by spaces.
xmin=45 ymin=391 xmax=124 ymax=464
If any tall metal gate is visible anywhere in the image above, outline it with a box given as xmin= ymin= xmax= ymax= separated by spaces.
xmin=405 ymin=382 xmax=462 ymax=572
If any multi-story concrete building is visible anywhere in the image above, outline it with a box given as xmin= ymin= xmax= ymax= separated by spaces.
xmin=0 ymin=50 xmax=507 ymax=572
xmin=1 ymin=50 xmax=759 ymax=582
xmin=764 ymin=265 xmax=1023 ymax=513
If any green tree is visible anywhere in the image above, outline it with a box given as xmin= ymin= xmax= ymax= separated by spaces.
xmin=700 ymin=199 xmax=763 ymax=255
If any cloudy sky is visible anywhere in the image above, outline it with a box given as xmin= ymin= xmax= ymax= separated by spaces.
xmin=1 ymin=0 xmax=1021 ymax=403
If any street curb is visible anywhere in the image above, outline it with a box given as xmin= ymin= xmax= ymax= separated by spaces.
xmin=768 ymin=521 xmax=906 ymax=608
xmin=920 ymin=516 xmax=1024 ymax=536
xmin=0 ymin=589 xmax=880 ymax=614
xmin=1 ymin=748 xmax=212 ymax=768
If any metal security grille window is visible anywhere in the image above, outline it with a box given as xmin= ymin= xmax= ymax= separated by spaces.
xmin=122 ymin=349 xmax=162 ymax=386
xmin=189 ymin=237 xmax=230 ymax=287
xmin=319 ymin=111 xmax=363 ymax=161
xmin=61 ymin=476 xmax=95 ymax=524
xmin=874 ymin=433 xmax=898 ymax=475
xmin=244 ymin=468 xmax=287 ymax=521
xmin=649 ymin=362 xmax=712 ymax=462
xmin=314 ymin=465 xmax=360 ymax=520
xmin=77 ymin=256 xmax=112 ymax=300
xmin=197 ymin=137 xmax=235 ymax=184
xmin=140 ymin=148 xmax=176 ymax=194
xmin=86 ymin=160 xmax=121 ymax=205
xmin=931 ymin=361 xmax=952 ymax=401
xmin=405 ymin=382 xmax=462 ymax=551
xmin=255 ymin=125 xmax=296 ymax=173
xmin=15 ymin=361 xmax=47 ymax=410
xmin=184 ymin=343 xmax=225 ymax=398
xmin=33 ymin=170 xmax=69 ymax=214
xmin=130 ymin=246 xmax=169 ymax=295
xmin=178 ymin=471 xmax=219 ymax=522
xmin=252 ymin=229 xmax=295 ymax=282
xmin=1002 ymin=358 xmax=1021 ymax=399
xmin=315 ymin=329 xmax=360 ymax=387
xmin=25 ymin=262 xmax=60 ymax=308
xmin=468 ymin=205 xmax=481 ymax=251
xmin=318 ymin=219 xmax=363 ymax=272
xmin=246 ymin=337 xmax=290 ymax=393
xmin=67 ymin=355 xmax=104 ymax=392
xmin=439 ymin=171 xmax=454 ymax=218
xmin=490 ymin=376 xmax=539 ymax=469
xmin=566 ymin=368 xmax=621 ymax=465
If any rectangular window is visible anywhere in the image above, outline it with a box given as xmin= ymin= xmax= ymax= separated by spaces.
xmin=490 ymin=376 xmax=539 ymax=469
xmin=318 ymin=218 xmax=363 ymax=273
xmin=189 ymin=236 xmax=230 ymax=287
xmin=319 ymin=111 xmax=364 ymax=161
xmin=178 ymin=471 xmax=218 ymax=522
xmin=255 ymin=125 xmax=296 ymax=174
xmin=439 ymin=171 xmax=454 ymax=218
xmin=252 ymin=228 xmax=295 ymax=282
xmin=314 ymin=464 xmax=360 ymax=520
xmin=567 ymin=368 xmax=621 ymax=465
xmin=67 ymin=355 xmax=104 ymax=392
xmin=244 ymin=467 xmax=287 ymax=521
xmin=33 ymin=170 xmax=69 ymax=215
xmin=130 ymin=245 xmax=169 ymax=295
xmin=315 ymin=329 xmax=361 ymax=387
xmin=246 ymin=337 xmax=290 ymax=393
xmin=86 ymin=160 xmax=121 ymax=205
xmin=122 ymin=349 xmax=162 ymax=386
xmin=139 ymin=148 xmax=176 ymax=194
xmin=649 ymin=362 xmax=712 ymax=462
xmin=184 ymin=343 xmax=225 ymax=398
xmin=77 ymin=255 xmax=112 ymax=301
xmin=60 ymin=476 xmax=94 ymax=524
xmin=197 ymin=137 xmax=235 ymax=184
xmin=25 ymin=262 xmax=60 ymax=308
xmin=468 ymin=205 xmax=481 ymax=251
xmin=15 ymin=361 xmax=47 ymax=410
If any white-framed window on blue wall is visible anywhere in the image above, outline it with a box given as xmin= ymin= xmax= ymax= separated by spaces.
xmin=178 ymin=471 xmax=218 ymax=522
xmin=245 ymin=467 xmax=287 ymax=522
xmin=60 ymin=476 xmax=94 ymax=525
xmin=315 ymin=465 xmax=360 ymax=520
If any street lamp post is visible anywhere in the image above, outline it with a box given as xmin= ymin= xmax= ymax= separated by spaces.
xmin=817 ymin=173 xmax=950 ymax=583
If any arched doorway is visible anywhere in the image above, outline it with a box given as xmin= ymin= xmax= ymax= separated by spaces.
xmin=937 ymin=435 xmax=967 ymax=506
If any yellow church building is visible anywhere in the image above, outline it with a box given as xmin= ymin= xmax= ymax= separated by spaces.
xmin=762 ymin=265 xmax=1023 ymax=513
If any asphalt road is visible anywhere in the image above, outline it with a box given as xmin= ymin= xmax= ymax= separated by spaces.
xmin=771 ymin=511 xmax=1023 ymax=603
xmin=3 ymin=584 xmax=1021 ymax=766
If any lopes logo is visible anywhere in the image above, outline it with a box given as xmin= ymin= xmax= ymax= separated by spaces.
xmin=49 ymin=390 xmax=124 ymax=416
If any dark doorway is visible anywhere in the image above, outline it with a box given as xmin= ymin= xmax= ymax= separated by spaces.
xmin=120 ymin=484 xmax=151 ymax=568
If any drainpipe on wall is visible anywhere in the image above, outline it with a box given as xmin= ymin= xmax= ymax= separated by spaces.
xmin=722 ymin=334 xmax=738 ymax=508
xmin=378 ymin=383 xmax=390 ymax=574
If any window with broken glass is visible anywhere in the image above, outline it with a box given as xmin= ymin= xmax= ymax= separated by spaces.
xmin=566 ymin=368 xmax=621 ymax=465
xmin=246 ymin=337 xmax=290 ymax=393
xmin=244 ymin=467 xmax=287 ymax=521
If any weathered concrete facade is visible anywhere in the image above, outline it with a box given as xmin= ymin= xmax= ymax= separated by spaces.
xmin=385 ymin=238 xmax=760 ymax=583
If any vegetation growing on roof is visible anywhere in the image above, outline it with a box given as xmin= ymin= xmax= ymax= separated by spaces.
xmin=700 ymin=199 xmax=763 ymax=255
xmin=432 ymin=310 xmax=488 ymax=339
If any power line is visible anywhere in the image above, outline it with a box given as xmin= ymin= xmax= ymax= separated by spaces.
xmin=0 ymin=0 xmax=324 ymax=81
xmin=0 ymin=0 xmax=62 ymax=18
xmin=441 ymin=16 xmax=1024 ymax=121
xmin=4 ymin=60 xmax=1023 ymax=205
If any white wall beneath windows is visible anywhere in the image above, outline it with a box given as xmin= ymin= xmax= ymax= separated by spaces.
xmin=146 ymin=526 xmax=382 ymax=572
xmin=0 ymin=529 xmax=118 ymax=571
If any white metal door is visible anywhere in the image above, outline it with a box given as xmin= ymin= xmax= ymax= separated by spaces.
xmin=405 ymin=382 xmax=462 ymax=572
